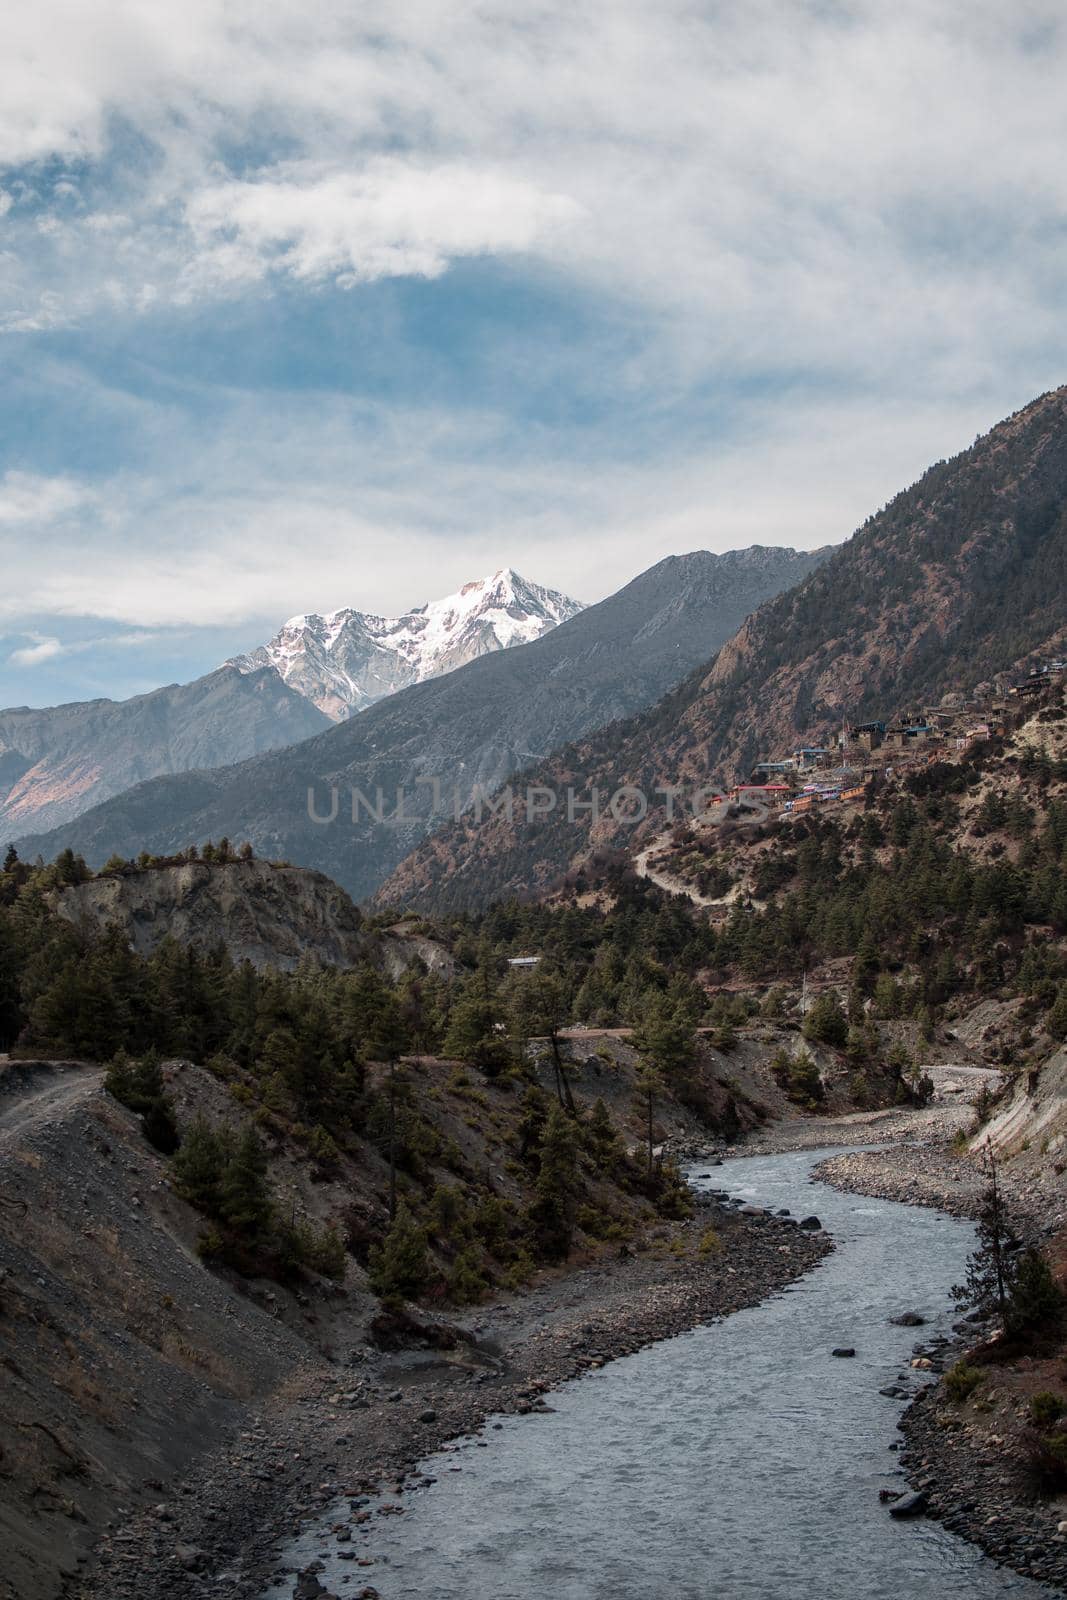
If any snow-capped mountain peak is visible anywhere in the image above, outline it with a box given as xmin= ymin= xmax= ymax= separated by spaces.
xmin=226 ymin=570 xmax=584 ymax=721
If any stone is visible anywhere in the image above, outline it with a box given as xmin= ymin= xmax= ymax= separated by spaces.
xmin=799 ymin=1216 xmax=822 ymax=1230
xmin=889 ymin=1491 xmax=928 ymax=1519
xmin=418 ymin=1409 xmax=437 ymax=1424
xmin=891 ymin=1312 xmax=926 ymax=1327
xmin=175 ymin=1545 xmax=203 ymax=1572
xmin=832 ymin=1348 xmax=856 ymax=1358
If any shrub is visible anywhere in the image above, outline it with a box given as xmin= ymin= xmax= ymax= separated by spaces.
xmin=1006 ymin=1248 xmax=1062 ymax=1337
xmin=802 ymin=993 xmax=848 ymax=1048
xmin=275 ymin=1218 xmax=347 ymax=1281
xmin=1029 ymin=1391 xmax=1065 ymax=1428
xmin=773 ymin=1047 xmax=824 ymax=1109
xmin=945 ymin=1359 xmax=985 ymax=1402
xmin=1024 ymin=1427 xmax=1067 ymax=1492
xmin=502 ymin=1248 xmax=536 ymax=1290
xmin=474 ymin=1193 xmax=512 ymax=1252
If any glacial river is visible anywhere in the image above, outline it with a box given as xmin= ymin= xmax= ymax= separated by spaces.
xmin=267 ymin=1148 xmax=1054 ymax=1599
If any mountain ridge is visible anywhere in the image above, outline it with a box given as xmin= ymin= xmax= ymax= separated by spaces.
xmin=0 ymin=666 xmax=331 ymax=845
xmin=9 ymin=544 xmax=828 ymax=896
xmin=378 ymin=384 xmax=1067 ymax=910
xmin=0 ymin=569 xmax=581 ymax=841
xmin=225 ymin=567 xmax=583 ymax=720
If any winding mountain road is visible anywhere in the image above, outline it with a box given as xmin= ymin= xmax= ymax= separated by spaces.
xmin=633 ymin=831 xmax=765 ymax=911
xmin=0 ymin=1059 xmax=102 ymax=1152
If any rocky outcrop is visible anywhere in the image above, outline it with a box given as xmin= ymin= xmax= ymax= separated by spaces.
xmin=52 ymin=860 xmax=373 ymax=972
xmin=978 ymin=1045 xmax=1067 ymax=1166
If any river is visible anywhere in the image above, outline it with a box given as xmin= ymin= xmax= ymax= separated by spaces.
xmin=264 ymin=1147 xmax=1054 ymax=1599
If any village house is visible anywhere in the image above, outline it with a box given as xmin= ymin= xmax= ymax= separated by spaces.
xmin=792 ymin=746 xmax=831 ymax=770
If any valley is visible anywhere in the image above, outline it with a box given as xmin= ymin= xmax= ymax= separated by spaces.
xmin=2 ymin=393 xmax=1066 ymax=1600
xmin=7 ymin=14 xmax=1067 ymax=1600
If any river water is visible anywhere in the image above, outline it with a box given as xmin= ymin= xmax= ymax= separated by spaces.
xmin=266 ymin=1148 xmax=1054 ymax=1599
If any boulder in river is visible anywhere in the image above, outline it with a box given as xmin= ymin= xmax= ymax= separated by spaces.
xmin=890 ymin=1312 xmax=926 ymax=1327
xmin=831 ymin=1347 xmax=856 ymax=1358
xmin=799 ymin=1216 xmax=822 ymax=1230
xmin=888 ymin=1491 xmax=927 ymax=1519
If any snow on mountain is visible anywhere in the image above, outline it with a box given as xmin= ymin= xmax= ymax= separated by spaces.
xmin=225 ymin=569 xmax=584 ymax=721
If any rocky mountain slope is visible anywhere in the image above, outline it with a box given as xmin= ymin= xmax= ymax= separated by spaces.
xmin=382 ymin=385 xmax=1067 ymax=909
xmin=0 ymin=668 xmax=330 ymax=845
xmin=0 ymin=1024 xmax=811 ymax=1599
xmin=11 ymin=545 xmax=826 ymax=898
xmin=50 ymin=857 xmax=452 ymax=977
xmin=0 ymin=1059 xmax=322 ymax=1600
xmin=226 ymin=568 xmax=583 ymax=720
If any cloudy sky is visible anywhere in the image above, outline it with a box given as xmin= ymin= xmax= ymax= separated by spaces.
xmin=2 ymin=1 xmax=1066 ymax=706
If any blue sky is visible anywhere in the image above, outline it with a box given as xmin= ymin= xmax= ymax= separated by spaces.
xmin=2 ymin=1 xmax=1067 ymax=707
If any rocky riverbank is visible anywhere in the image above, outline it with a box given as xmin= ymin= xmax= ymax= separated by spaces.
xmin=811 ymin=1123 xmax=1067 ymax=1595
xmin=816 ymin=1137 xmax=1067 ymax=1237
xmin=72 ymin=1203 xmax=830 ymax=1600
xmin=900 ymin=1380 xmax=1067 ymax=1593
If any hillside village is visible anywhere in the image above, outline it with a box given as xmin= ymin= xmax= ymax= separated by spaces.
xmin=729 ymin=660 xmax=1067 ymax=820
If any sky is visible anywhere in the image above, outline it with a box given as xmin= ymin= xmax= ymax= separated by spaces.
xmin=1 ymin=1 xmax=1066 ymax=708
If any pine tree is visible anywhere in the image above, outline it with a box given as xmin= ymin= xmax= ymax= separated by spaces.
xmin=219 ymin=1126 xmax=273 ymax=1244
xmin=585 ymin=1097 xmax=621 ymax=1172
xmin=527 ymin=1105 xmax=580 ymax=1260
xmin=507 ymin=966 xmax=575 ymax=1109
xmin=802 ymin=992 xmax=848 ymax=1047
xmin=172 ymin=1116 xmax=226 ymax=1212
xmin=369 ymin=1201 xmax=430 ymax=1303
xmin=634 ymin=1062 xmax=664 ymax=1179
xmin=517 ymin=1083 xmax=550 ymax=1165
xmin=952 ymin=1150 xmax=1011 ymax=1324
xmin=1047 ymin=987 xmax=1067 ymax=1041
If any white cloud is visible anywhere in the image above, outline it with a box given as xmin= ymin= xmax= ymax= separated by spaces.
xmin=2 ymin=2 xmax=1067 ymax=686
xmin=0 ymin=0 xmax=1065 ymax=361
xmin=183 ymin=160 xmax=581 ymax=290
xmin=0 ymin=379 xmax=1027 ymax=632
xmin=5 ymin=626 xmax=160 ymax=670
xmin=9 ymin=632 xmax=63 ymax=666
xmin=0 ymin=470 xmax=94 ymax=523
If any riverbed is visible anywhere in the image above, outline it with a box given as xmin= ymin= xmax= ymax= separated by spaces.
xmin=265 ymin=1148 xmax=1055 ymax=1599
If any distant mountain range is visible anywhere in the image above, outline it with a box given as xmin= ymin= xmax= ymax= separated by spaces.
xmin=224 ymin=569 xmax=583 ymax=721
xmin=0 ymin=569 xmax=580 ymax=841
xmin=9 ymin=545 xmax=826 ymax=894
xmin=0 ymin=668 xmax=331 ymax=845
xmin=381 ymin=385 xmax=1067 ymax=910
